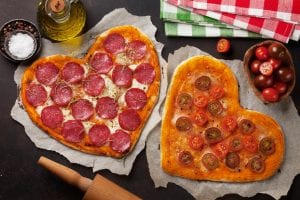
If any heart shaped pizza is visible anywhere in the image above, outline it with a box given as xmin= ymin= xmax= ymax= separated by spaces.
xmin=21 ymin=25 xmax=160 ymax=158
xmin=161 ymin=55 xmax=284 ymax=182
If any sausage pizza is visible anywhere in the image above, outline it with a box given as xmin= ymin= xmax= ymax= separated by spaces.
xmin=21 ymin=25 xmax=160 ymax=158
xmin=161 ymin=55 xmax=284 ymax=182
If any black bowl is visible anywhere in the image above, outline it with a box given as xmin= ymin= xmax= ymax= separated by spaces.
xmin=0 ymin=19 xmax=42 ymax=62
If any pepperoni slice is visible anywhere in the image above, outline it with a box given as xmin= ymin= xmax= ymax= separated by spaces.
xmin=125 ymin=88 xmax=147 ymax=110
xmin=25 ymin=83 xmax=47 ymax=107
xmin=126 ymin=40 xmax=147 ymax=60
xmin=50 ymin=83 xmax=73 ymax=106
xmin=202 ymin=153 xmax=219 ymax=171
xmin=195 ymin=76 xmax=211 ymax=91
xmin=96 ymin=97 xmax=118 ymax=119
xmin=133 ymin=63 xmax=155 ymax=85
xmin=90 ymin=52 xmax=113 ymax=74
xmin=88 ymin=124 xmax=110 ymax=146
xmin=178 ymin=151 xmax=193 ymax=166
xmin=176 ymin=117 xmax=192 ymax=131
xmin=36 ymin=62 xmax=59 ymax=86
xmin=41 ymin=105 xmax=63 ymax=129
xmin=176 ymin=93 xmax=193 ymax=109
xmin=61 ymin=62 xmax=84 ymax=84
xmin=112 ymin=65 xmax=133 ymax=88
xmin=71 ymin=99 xmax=94 ymax=121
xmin=104 ymin=33 xmax=125 ymax=54
xmin=118 ymin=109 xmax=141 ymax=131
xmin=110 ymin=130 xmax=131 ymax=153
xmin=83 ymin=74 xmax=105 ymax=96
xmin=61 ymin=120 xmax=84 ymax=143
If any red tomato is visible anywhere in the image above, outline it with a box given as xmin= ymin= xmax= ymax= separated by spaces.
xmin=262 ymin=88 xmax=279 ymax=102
xmin=243 ymin=135 xmax=258 ymax=153
xmin=273 ymin=82 xmax=287 ymax=94
xmin=212 ymin=142 xmax=229 ymax=159
xmin=221 ymin=116 xmax=237 ymax=132
xmin=268 ymin=58 xmax=281 ymax=71
xmin=217 ymin=38 xmax=230 ymax=53
xmin=194 ymin=111 xmax=208 ymax=126
xmin=255 ymin=46 xmax=269 ymax=61
xmin=189 ymin=135 xmax=204 ymax=151
xmin=259 ymin=62 xmax=273 ymax=76
xmin=210 ymin=86 xmax=225 ymax=100
xmin=194 ymin=95 xmax=208 ymax=108
xmin=250 ymin=60 xmax=261 ymax=74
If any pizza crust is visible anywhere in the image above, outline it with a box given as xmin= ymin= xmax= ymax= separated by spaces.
xmin=161 ymin=55 xmax=284 ymax=182
xmin=21 ymin=25 xmax=160 ymax=158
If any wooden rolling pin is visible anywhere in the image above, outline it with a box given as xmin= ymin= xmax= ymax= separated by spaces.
xmin=38 ymin=156 xmax=142 ymax=200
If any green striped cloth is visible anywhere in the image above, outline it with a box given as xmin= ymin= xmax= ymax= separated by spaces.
xmin=160 ymin=0 xmax=262 ymax=38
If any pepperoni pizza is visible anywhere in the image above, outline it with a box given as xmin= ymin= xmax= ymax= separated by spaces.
xmin=21 ymin=25 xmax=160 ymax=158
xmin=161 ymin=55 xmax=284 ymax=182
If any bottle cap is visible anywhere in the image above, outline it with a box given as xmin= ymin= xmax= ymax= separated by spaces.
xmin=49 ymin=0 xmax=65 ymax=13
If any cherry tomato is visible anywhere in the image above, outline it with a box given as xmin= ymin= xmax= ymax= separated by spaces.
xmin=177 ymin=93 xmax=193 ymax=109
xmin=229 ymin=137 xmax=243 ymax=152
xmin=210 ymin=86 xmax=225 ymax=100
xmin=248 ymin=156 xmax=265 ymax=173
xmin=207 ymin=100 xmax=223 ymax=116
xmin=243 ymin=135 xmax=258 ymax=153
xmin=202 ymin=153 xmax=219 ymax=171
xmin=194 ymin=111 xmax=208 ymax=127
xmin=259 ymin=62 xmax=273 ymax=76
xmin=273 ymin=82 xmax=287 ymax=94
xmin=238 ymin=119 xmax=256 ymax=134
xmin=254 ymin=75 xmax=274 ymax=90
xmin=189 ymin=135 xmax=204 ymax=151
xmin=178 ymin=151 xmax=193 ymax=166
xmin=176 ymin=117 xmax=192 ymax=131
xmin=221 ymin=116 xmax=237 ymax=132
xmin=194 ymin=95 xmax=208 ymax=108
xmin=225 ymin=152 xmax=240 ymax=169
xmin=262 ymin=88 xmax=279 ymax=102
xmin=217 ymin=38 xmax=230 ymax=53
xmin=255 ymin=46 xmax=269 ymax=61
xmin=212 ymin=141 xmax=229 ymax=159
xmin=195 ymin=76 xmax=211 ymax=91
xmin=276 ymin=67 xmax=294 ymax=83
xmin=205 ymin=127 xmax=223 ymax=144
xmin=268 ymin=43 xmax=286 ymax=60
xmin=259 ymin=137 xmax=275 ymax=156
xmin=268 ymin=58 xmax=281 ymax=71
xmin=250 ymin=60 xmax=261 ymax=74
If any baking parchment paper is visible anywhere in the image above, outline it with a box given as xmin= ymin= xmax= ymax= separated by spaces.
xmin=11 ymin=8 xmax=167 ymax=175
xmin=146 ymin=46 xmax=300 ymax=199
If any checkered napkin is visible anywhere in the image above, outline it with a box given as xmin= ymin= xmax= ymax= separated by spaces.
xmin=167 ymin=0 xmax=300 ymax=42
xmin=161 ymin=0 xmax=262 ymax=38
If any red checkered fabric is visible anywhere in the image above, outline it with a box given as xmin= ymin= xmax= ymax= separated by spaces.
xmin=167 ymin=0 xmax=297 ymax=42
xmin=180 ymin=0 xmax=300 ymax=23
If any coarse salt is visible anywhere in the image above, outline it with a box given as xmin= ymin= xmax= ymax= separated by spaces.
xmin=8 ymin=32 xmax=35 ymax=59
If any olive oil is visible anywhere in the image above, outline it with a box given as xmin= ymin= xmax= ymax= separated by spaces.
xmin=37 ymin=0 xmax=86 ymax=41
